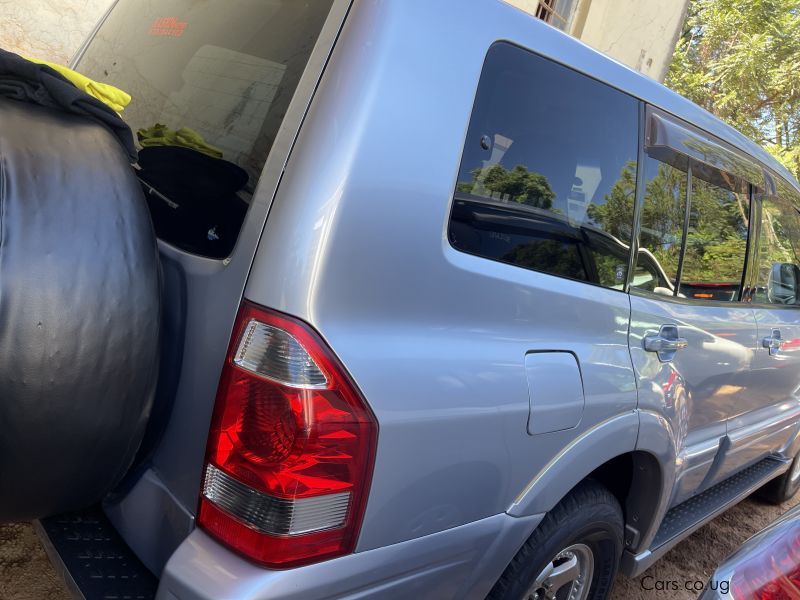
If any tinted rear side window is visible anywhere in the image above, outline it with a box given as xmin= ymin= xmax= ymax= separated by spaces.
xmin=679 ymin=174 xmax=750 ymax=301
xmin=449 ymin=42 xmax=639 ymax=290
xmin=754 ymin=180 xmax=800 ymax=305
xmin=77 ymin=0 xmax=333 ymax=258
xmin=631 ymin=157 xmax=687 ymax=295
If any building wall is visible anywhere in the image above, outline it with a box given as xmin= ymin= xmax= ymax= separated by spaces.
xmin=572 ymin=0 xmax=690 ymax=81
xmin=504 ymin=0 xmax=689 ymax=81
xmin=0 ymin=0 xmax=111 ymax=64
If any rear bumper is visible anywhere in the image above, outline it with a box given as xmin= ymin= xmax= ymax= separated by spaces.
xmin=156 ymin=512 xmax=542 ymax=600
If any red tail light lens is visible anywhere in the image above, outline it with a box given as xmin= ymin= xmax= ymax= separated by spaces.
xmin=731 ymin=518 xmax=800 ymax=599
xmin=198 ymin=302 xmax=377 ymax=568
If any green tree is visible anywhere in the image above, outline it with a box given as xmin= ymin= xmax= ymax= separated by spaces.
xmin=666 ymin=0 xmax=800 ymax=177
xmin=681 ymin=178 xmax=749 ymax=282
xmin=586 ymin=161 xmax=637 ymax=239
xmin=458 ymin=164 xmax=556 ymax=209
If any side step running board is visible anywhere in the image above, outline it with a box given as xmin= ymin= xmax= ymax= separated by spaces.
xmin=35 ymin=507 xmax=158 ymax=600
xmin=621 ymin=457 xmax=788 ymax=577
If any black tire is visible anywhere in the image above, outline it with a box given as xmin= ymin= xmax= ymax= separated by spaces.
xmin=488 ymin=480 xmax=623 ymax=600
xmin=759 ymin=450 xmax=800 ymax=504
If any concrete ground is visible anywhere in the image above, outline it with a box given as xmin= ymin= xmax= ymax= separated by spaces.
xmin=1 ymin=493 xmax=799 ymax=599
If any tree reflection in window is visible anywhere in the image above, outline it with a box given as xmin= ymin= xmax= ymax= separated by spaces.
xmin=452 ymin=161 xmax=639 ymax=290
xmin=457 ymin=164 xmax=555 ymax=209
xmin=679 ymin=177 xmax=749 ymax=299
xmin=633 ymin=155 xmax=751 ymax=301
xmin=447 ymin=42 xmax=640 ymax=291
xmin=754 ymin=180 xmax=800 ymax=305
xmin=632 ymin=159 xmax=688 ymax=294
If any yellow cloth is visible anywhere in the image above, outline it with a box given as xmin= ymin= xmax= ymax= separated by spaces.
xmin=24 ymin=56 xmax=131 ymax=113
xmin=137 ymin=124 xmax=224 ymax=159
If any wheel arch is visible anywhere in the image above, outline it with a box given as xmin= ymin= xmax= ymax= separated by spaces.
xmin=508 ymin=410 xmax=676 ymax=555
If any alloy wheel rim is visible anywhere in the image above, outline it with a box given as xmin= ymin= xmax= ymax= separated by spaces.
xmin=524 ymin=543 xmax=594 ymax=600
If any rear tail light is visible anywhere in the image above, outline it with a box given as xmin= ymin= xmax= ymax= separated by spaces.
xmin=198 ymin=302 xmax=377 ymax=568
xmin=730 ymin=518 xmax=800 ymax=599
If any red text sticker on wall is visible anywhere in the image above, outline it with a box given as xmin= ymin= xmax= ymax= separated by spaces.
xmin=150 ymin=17 xmax=188 ymax=37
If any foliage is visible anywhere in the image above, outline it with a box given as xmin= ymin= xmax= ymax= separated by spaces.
xmin=681 ymin=178 xmax=749 ymax=282
xmin=458 ymin=160 xmax=751 ymax=289
xmin=666 ymin=0 xmax=800 ymax=178
xmin=593 ymin=160 xmax=749 ymax=285
xmin=639 ymin=163 xmax=688 ymax=281
xmin=457 ymin=164 xmax=556 ymax=209
xmin=586 ymin=161 xmax=637 ymax=240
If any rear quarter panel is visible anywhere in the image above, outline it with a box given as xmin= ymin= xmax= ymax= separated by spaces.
xmin=244 ymin=0 xmax=638 ymax=551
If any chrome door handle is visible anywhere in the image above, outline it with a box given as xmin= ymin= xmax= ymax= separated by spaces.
xmin=762 ymin=329 xmax=783 ymax=356
xmin=644 ymin=337 xmax=689 ymax=352
xmin=643 ymin=324 xmax=688 ymax=362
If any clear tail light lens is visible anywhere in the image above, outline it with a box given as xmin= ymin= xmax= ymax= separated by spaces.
xmin=198 ymin=302 xmax=377 ymax=568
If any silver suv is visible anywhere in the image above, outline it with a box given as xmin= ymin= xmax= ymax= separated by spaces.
xmin=20 ymin=1 xmax=800 ymax=598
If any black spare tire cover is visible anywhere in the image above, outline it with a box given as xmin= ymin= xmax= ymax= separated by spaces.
xmin=0 ymin=98 xmax=160 ymax=521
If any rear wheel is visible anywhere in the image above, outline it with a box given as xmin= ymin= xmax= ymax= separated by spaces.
xmin=759 ymin=449 xmax=800 ymax=504
xmin=488 ymin=480 xmax=623 ymax=600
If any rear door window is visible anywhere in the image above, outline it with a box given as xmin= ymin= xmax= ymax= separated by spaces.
xmin=448 ymin=42 xmax=640 ymax=290
xmin=77 ymin=0 xmax=334 ymax=258
xmin=635 ymin=111 xmax=754 ymax=303
xmin=631 ymin=157 xmax=688 ymax=295
xmin=679 ymin=174 xmax=750 ymax=301
xmin=754 ymin=181 xmax=800 ymax=305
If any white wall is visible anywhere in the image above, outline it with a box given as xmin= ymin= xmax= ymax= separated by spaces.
xmin=0 ymin=0 xmax=111 ymax=64
xmin=574 ymin=0 xmax=689 ymax=81
xmin=504 ymin=0 xmax=689 ymax=81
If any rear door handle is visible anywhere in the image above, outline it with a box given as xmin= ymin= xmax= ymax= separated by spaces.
xmin=762 ymin=329 xmax=783 ymax=356
xmin=643 ymin=324 xmax=688 ymax=362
